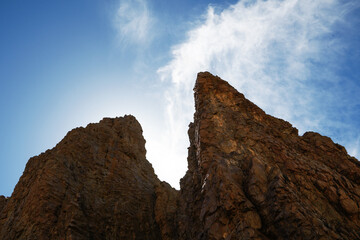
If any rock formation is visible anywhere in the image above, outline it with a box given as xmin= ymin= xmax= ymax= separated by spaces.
xmin=0 ymin=116 xmax=174 ymax=239
xmin=0 ymin=72 xmax=359 ymax=239
xmin=177 ymin=72 xmax=360 ymax=239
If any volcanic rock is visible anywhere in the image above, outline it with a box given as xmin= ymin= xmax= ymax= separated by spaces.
xmin=0 ymin=72 xmax=359 ymax=240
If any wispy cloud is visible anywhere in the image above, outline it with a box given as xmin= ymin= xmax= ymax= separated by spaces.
xmin=114 ymin=0 xmax=154 ymax=45
xmin=157 ymin=0 xmax=360 ymax=172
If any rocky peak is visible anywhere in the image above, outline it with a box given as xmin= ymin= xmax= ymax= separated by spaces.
xmin=0 ymin=115 xmax=170 ymax=239
xmin=0 ymin=72 xmax=359 ymax=239
xmin=178 ymin=72 xmax=360 ymax=239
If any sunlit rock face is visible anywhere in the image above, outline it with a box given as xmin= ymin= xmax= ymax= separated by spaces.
xmin=0 ymin=72 xmax=359 ymax=239
xmin=177 ymin=72 xmax=360 ymax=240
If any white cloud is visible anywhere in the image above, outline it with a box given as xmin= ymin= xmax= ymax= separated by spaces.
xmin=114 ymin=0 xmax=154 ymax=45
xmin=156 ymin=0 xmax=359 ymax=182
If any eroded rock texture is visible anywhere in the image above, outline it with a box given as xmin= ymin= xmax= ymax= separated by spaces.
xmin=0 ymin=116 xmax=176 ymax=240
xmin=178 ymin=72 xmax=360 ymax=239
xmin=0 ymin=72 xmax=359 ymax=240
xmin=0 ymin=196 xmax=7 ymax=214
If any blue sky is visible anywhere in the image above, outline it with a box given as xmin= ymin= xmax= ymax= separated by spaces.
xmin=1 ymin=0 xmax=359 ymax=196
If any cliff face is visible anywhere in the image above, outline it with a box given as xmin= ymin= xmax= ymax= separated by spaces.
xmin=0 ymin=116 xmax=175 ymax=239
xmin=177 ymin=72 xmax=360 ymax=239
xmin=0 ymin=72 xmax=359 ymax=239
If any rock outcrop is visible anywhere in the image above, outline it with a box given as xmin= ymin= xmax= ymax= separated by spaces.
xmin=0 ymin=72 xmax=359 ymax=239
xmin=0 ymin=116 xmax=175 ymax=239
xmin=177 ymin=72 xmax=360 ymax=239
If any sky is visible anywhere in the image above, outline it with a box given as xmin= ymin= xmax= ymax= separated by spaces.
xmin=0 ymin=0 xmax=359 ymax=197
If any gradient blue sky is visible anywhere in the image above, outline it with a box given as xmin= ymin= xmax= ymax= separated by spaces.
xmin=1 ymin=0 xmax=359 ymax=196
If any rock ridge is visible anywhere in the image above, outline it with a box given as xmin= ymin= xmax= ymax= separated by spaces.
xmin=0 ymin=72 xmax=359 ymax=239
xmin=176 ymin=72 xmax=360 ymax=239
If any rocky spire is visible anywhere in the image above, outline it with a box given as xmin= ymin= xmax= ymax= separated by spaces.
xmin=177 ymin=72 xmax=360 ymax=239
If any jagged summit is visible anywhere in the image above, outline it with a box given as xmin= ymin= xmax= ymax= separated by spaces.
xmin=0 ymin=72 xmax=359 ymax=239
xmin=179 ymin=71 xmax=360 ymax=239
xmin=0 ymin=115 xmax=167 ymax=239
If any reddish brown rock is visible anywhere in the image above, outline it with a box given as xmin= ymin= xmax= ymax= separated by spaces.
xmin=177 ymin=72 xmax=360 ymax=239
xmin=0 ymin=116 xmax=171 ymax=239
xmin=155 ymin=181 xmax=179 ymax=240
xmin=1 ymin=72 xmax=359 ymax=239
xmin=0 ymin=196 xmax=7 ymax=214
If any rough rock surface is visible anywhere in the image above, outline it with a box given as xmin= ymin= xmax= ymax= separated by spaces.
xmin=0 ymin=72 xmax=359 ymax=239
xmin=0 ymin=196 xmax=7 ymax=214
xmin=177 ymin=72 xmax=360 ymax=239
xmin=0 ymin=116 xmax=175 ymax=239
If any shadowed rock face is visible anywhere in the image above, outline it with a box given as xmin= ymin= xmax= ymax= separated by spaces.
xmin=0 ymin=197 xmax=7 ymax=214
xmin=0 ymin=72 xmax=359 ymax=239
xmin=0 ymin=116 xmax=174 ymax=240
